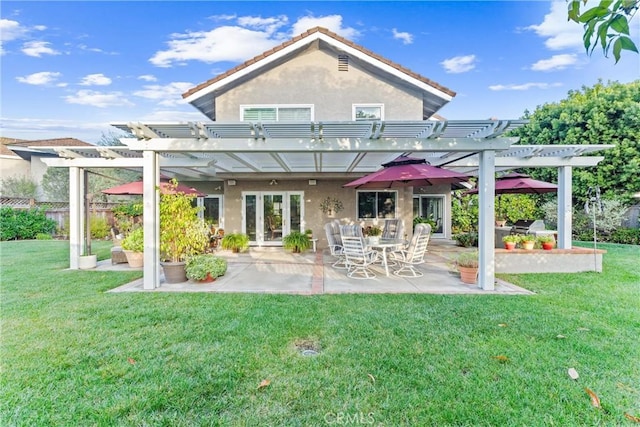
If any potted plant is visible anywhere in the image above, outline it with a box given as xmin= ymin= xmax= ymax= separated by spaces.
xmin=159 ymin=179 xmax=209 ymax=283
xmin=185 ymin=254 xmax=228 ymax=282
xmin=305 ymin=228 xmax=313 ymax=239
xmin=121 ymin=227 xmax=144 ymax=268
xmin=220 ymin=233 xmax=250 ymax=253
xmin=456 ymin=251 xmax=479 ymax=284
xmin=502 ymin=234 xmax=519 ymax=250
xmin=537 ymin=234 xmax=555 ymax=250
xmin=520 ymin=234 xmax=536 ymax=250
xmin=365 ymin=225 xmax=383 ymax=244
xmin=283 ymin=231 xmax=311 ymax=253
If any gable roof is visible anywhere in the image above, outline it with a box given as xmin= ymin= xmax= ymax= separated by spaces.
xmin=182 ymin=27 xmax=456 ymax=121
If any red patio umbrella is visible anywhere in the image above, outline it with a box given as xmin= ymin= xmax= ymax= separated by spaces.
xmin=102 ymin=179 xmax=205 ymax=196
xmin=343 ymin=156 xmax=470 ymax=189
xmin=465 ymin=172 xmax=557 ymax=195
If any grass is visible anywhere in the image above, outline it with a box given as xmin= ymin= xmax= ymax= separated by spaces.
xmin=1 ymin=240 xmax=639 ymax=426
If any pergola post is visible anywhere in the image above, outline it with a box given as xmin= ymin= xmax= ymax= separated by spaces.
xmin=477 ymin=150 xmax=496 ymax=290
xmin=557 ymin=166 xmax=573 ymax=249
xmin=142 ymin=151 xmax=160 ymax=290
xmin=68 ymin=166 xmax=84 ymax=269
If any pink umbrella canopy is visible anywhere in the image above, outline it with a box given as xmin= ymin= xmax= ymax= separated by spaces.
xmin=466 ymin=172 xmax=557 ymax=195
xmin=343 ymin=156 xmax=470 ymax=189
xmin=102 ymin=179 xmax=205 ymax=196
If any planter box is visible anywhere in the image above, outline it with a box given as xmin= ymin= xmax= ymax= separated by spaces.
xmin=495 ymin=247 xmax=606 ymax=274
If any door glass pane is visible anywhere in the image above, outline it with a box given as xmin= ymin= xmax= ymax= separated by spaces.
xmin=245 ymin=195 xmax=257 ymax=241
xmin=203 ymin=197 xmax=220 ymax=225
xmin=289 ymin=194 xmax=301 ymax=232
xmin=264 ymin=194 xmax=283 ymax=242
xmin=421 ymin=196 xmax=444 ymax=234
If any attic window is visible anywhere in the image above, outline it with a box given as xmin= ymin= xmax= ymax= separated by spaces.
xmin=338 ymin=55 xmax=349 ymax=71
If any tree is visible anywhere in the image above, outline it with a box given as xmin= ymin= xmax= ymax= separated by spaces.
xmin=568 ymin=0 xmax=639 ymax=63
xmin=0 ymin=175 xmax=38 ymax=198
xmin=511 ymin=80 xmax=640 ymax=205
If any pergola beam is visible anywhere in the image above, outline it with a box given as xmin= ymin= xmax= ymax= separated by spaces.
xmin=41 ymin=157 xmax=216 ymax=168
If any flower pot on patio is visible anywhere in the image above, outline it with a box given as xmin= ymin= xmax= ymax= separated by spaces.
xmin=504 ymin=242 xmax=516 ymax=250
xmin=123 ymin=250 xmax=144 ymax=268
xmin=161 ymin=261 xmax=188 ymax=283
xmin=79 ymin=254 xmax=97 ymax=269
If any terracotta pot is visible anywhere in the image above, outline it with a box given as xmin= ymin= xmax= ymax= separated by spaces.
xmin=542 ymin=242 xmax=554 ymax=250
xmin=504 ymin=242 xmax=516 ymax=250
xmin=197 ymin=273 xmax=216 ymax=283
xmin=495 ymin=220 xmax=507 ymax=227
xmin=459 ymin=266 xmax=478 ymax=284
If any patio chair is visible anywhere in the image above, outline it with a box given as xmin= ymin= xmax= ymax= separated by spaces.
xmin=381 ymin=218 xmax=404 ymax=240
xmin=390 ymin=223 xmax=431 ymax=277
xmin=341 ymin=236 xmax=379 ymax=279
xmin=339 ymin=224 xmax=364 ymax=239
xmin=324 ymin=222 xmax=346 ymax=268
xmin=110 ymin=228 xmax=127 ymax=265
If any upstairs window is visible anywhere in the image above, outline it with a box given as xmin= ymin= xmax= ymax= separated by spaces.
xmin=353 ymin=104 xmax=384 ymax=121
xmin=241 ymin=105 xmax=313 ymax=122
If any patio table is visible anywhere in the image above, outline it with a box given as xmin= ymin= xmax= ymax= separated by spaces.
xmin=367 ymin=238 xmax=405 ymax=276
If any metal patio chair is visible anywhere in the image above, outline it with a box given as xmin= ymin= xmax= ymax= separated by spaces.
xmin=341 ymin=235 xmax=379 ymax=279
xmin=390 ymin=223 xmax=431 ymax=277
xmin=325 ymin=221 xmax=346 ymax=268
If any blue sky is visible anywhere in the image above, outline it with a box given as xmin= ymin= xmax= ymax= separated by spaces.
xmin=1 ymin=1 xmax=638 ymax=143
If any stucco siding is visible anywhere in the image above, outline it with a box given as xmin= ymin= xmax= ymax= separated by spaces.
xmin=216 ymin=45 xmax=423 ymax=121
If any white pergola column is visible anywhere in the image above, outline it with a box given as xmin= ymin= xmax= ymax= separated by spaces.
xmin=142 ymin=151 xmax=160 ymax=290
xmin=477 ymin=150 xmax=496 ymax=290
xmin=68 ymin=166 xmax=84 ymax=269
xmin=557 ymin=166 xmax=573 ymax=249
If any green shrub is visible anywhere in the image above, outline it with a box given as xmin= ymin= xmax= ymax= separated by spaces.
xmin=35 ymin=233 xmax=53 ymax=240
xmin=90 ymin=216 xmax=110 ymax=239
xmin=122 ymin=227 xmax=144 ymax=252
xmin=185 ymin=254 xmax=227 ymax=280
xmin=610 ymin=228 xmax=640 ymax=245
xmin=220 ymin=233 xmax=250 ymax=253
xmin=453 ymin=232 xmax=477 ymax=247
xmin=0 ymin=207 xmax=57 ymax=240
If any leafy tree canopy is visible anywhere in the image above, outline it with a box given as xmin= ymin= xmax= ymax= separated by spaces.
xmin=568 ymin=0 xmax=639 ymax=63
xmin=511 ymin=80 xmax=640 ymax=205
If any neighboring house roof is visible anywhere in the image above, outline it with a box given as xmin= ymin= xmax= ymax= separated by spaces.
xmin=6 ymin=137 xmax=93 ymax=160
xmin=0 ymin=137 xmax=27 ymax=157
xmin=182 ymin=26 xmax=456 ymax=121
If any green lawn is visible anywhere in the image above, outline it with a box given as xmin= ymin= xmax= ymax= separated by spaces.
xmin=1 ymin=240 xmax=638 ymax=426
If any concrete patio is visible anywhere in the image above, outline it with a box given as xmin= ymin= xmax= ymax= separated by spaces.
xmin=105 ymin=240 xmax=533 ymax=295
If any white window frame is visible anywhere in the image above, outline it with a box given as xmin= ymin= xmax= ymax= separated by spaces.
xmin=413 ymin=194 xmax=446 ymax=238
xmin=240 ymin=104 xmax=314 ymax=121
xmin=356 ymin=190 xmax=397 ymax=220
xmin=197 ymin=195 xmax=224 ymax=228
xmin=352 ymin=103 xmax=384 ymax=121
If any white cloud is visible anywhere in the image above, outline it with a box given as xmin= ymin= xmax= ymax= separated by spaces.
xmin=84 ymin=75 xmax=113 ymax=87
xmin=149 ymin=14 xmax=358 ymax=68
xmin=0 ymin=19 xmax=29 ymax=42
xmin=489 ymin=82 xmax=563 ymax=91
xmin=16 ymin=71 xmax=62 ymax=85
xmin=531 ymin=54 xmax=578 ymax=71
xmin=22 ymin=41 xmax=60 ymax=57
xmin=392 ymin=28 xmax=413 ymax=45
xmin=138 ymin=74 xmax=158 ymax=82
xmin=133 ymin=82 xmax=194 ymax=106
xmin=291 ymin=15 xmax=359 ymax=39
xmin=149 ymin=26 xmax=283 ymax=67
xmin=525 ymin=1 xmax=587 ymax=51
xmin=440 ymin=55 xmax=476 ymax=73
xmin=64 ymin=90 xmax=134 ymax=108
xmin=79 ymin=73 xmax=112 ymax=86
xmin=237 ymin=15 xmax=288 ymax=34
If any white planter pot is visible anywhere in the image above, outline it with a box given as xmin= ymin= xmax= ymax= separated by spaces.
xmin=79 ymin=255 xmax=97 ymax=270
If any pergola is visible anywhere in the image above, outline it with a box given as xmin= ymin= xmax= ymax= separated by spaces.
xmin=40 ymin=120 xmax=612 ymax=290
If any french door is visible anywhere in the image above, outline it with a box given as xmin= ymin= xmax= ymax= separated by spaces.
xmin=242 ymin=191 xmax=304 ymax=246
